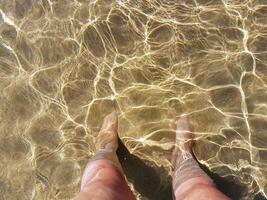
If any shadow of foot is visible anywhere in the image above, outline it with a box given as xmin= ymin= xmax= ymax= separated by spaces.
xmin=199 ymin=162 xmax=252 ymax=200
xmin=116 ymin=139 xmax=173 ymax=200
xmin=116 ymin=138 xmax=256 ymax=200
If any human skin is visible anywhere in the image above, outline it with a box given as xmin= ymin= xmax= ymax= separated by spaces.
xmin=74 ymin=112 xmax=136 ymax=200
xmin=173 ymin=177 xmax=230 ymax=200
xmin=172 ymin=115 xmax=230 ymax=200
xmin=75 ymin=113 xmax=230 ymax=200
xmin=74 ymin=160 xmax=135 ymax=200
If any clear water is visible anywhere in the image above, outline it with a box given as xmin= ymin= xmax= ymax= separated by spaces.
xmin=0 ymin=0 xmax=267 ymax=199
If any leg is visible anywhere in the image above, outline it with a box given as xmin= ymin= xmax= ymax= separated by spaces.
xmin=172 ymin=115 xmax=230 ymax=200
xmin=75 ymin=112 xmax=136 ymax=200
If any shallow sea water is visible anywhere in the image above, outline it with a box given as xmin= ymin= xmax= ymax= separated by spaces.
xmin=0 ymin=0 xmax=267 ymax=199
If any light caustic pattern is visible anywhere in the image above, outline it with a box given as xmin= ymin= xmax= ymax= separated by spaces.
xmin=0 ymin=0 xmax=267 ymax=199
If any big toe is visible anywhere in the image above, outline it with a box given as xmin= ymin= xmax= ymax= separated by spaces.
xmin=96 ymin=111 xmax=118 ymax=151
xmin=101 ymin=111 xmax=118 ymax=132
xmin=176 ymin=115 xmax=193 ymax=150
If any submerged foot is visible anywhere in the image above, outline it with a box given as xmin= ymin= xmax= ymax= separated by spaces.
xmin=96 ymin=111 xmax=119 ymax=152
xmin=172 ymin=114 xmax=194 ymax=169
xmin=171 ymin=115 xmax=230 ymax=200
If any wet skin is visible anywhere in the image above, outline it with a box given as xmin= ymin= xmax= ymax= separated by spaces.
xmin=75 ymin=113 xmax=230 ymax=200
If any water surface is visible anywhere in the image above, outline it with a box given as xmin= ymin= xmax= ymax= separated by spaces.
xmin=0 ymin=0 xmax=267 ymax=199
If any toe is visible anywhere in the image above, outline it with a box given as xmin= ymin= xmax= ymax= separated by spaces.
xmin=101 ymin=111 xmax=118 ymax=132
xmin=176 ymin=114 xmax=193 ymax=150
xmin=176 ymin=114 xmax=190 ymax=133
xmin=96 ymin=112 xmax=119 ymax=151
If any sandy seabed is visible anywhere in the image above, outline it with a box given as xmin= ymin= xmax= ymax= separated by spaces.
xmin=0 ymin=0 xmax=267 ymax=199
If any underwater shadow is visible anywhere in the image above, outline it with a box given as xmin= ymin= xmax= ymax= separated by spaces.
xmin=117 ymin=139 xmax=173 ymax=200
xmin=117 ymin=139 xmax=260 ymax=200
xmin=199 ymin=162 xmax=250 ymax=200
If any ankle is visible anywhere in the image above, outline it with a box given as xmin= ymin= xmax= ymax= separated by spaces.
xmin=81 ymin=159 xmax=123 ymax=190
xmin=174 ymin=177 xmax=214 ymax=199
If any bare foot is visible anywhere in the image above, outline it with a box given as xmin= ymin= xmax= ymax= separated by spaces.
xmin=172 ymin=114 xmax=194 ymax=168
xmin=96 ymin=111 xmax=119 ymax=152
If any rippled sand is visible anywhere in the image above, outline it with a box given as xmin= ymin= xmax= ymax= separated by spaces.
xmin=0 ymin=0 xmax=267 ymax=199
